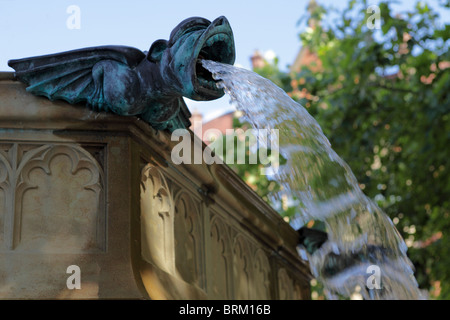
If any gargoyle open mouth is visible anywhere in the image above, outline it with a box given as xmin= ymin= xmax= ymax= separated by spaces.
xmin=196 ymin=33 xmax=234 ymax=90
xmin=194 ymin=17 xmax=235 ymax=99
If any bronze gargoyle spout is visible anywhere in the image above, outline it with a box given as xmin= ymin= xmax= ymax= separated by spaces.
xmin=298 ymin=226 xmax=393 ymax=278
xmin=297 ymin=226 xmax=328 ymax=255
xmin=8 ymin=16 xmax=236 ymax=131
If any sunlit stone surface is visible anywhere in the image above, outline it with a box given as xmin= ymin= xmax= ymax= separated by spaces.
xmin=0 ymin=73 xmax=310 ymax=299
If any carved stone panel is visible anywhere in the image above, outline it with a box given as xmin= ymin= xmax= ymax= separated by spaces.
xmin=209 ymin=214 xmax=232 ymax=299
xmin=174 ymin=190 xmax=203 ymax=287
xmin=278 ymin=267 xmax=303 ymax=300
xmin=233 ymin=234 xmax=251 ymax=299
xmin=140 ymin=164 xmax=175 ymax=274
xmin=0 ymin=143 xmax=106 ymax=253
xmin=0 ymin=149 xmax=6 ymax=246
xmin=253 ymin=249 xmax=271 ymax=299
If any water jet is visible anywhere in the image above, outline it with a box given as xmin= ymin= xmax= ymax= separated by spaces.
xmin=202 ymin=59 xmax=425 ymax=300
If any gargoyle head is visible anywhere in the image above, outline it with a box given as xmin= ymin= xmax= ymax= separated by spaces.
xmin=147 ymin=16 xmax=236 ymax=101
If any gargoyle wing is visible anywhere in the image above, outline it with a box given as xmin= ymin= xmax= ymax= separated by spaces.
xmin=8 ymin=46 xmax=145 ymax=105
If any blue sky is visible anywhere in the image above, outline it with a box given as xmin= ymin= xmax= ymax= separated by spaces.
xmin=0 ymin=0 xmax=448 ymax=119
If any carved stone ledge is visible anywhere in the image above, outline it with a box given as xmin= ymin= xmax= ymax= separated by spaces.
xmin=0 ymin=76 xmax=311 ymax=299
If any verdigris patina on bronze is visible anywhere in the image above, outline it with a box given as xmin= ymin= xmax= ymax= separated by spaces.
xmin=298 ymin=226 xmax=393 ymax=283
xmin=8 ymin=16 xmax=235 ymax=131
xmin=297 ymin=226 xmax=328 ymax=255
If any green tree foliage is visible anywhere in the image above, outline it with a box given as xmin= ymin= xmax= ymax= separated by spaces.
xmin=251 ymin=0 xmax=449 ymax=299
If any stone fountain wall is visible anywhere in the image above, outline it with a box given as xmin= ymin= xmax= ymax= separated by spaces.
xmin=0 ymin=73 xmax=311 ymax=299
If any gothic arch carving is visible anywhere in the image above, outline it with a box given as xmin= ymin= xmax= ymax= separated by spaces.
xmin=232 ymin=233 xmax=252 ymax=299
xmin=0 ymin=143 xmax=106 ymax=252
xmin=253 ymin=249 xmax=271 ymax=299
xmin=209 ymin=214 xmax=232 ymax=298
xmin=277 ymin=267 xmax=302 ymax=300
xmin=173 ymin=190 xmax=203 ymax=287
xmin=140 ymin=164 xmax=175 ymax=273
